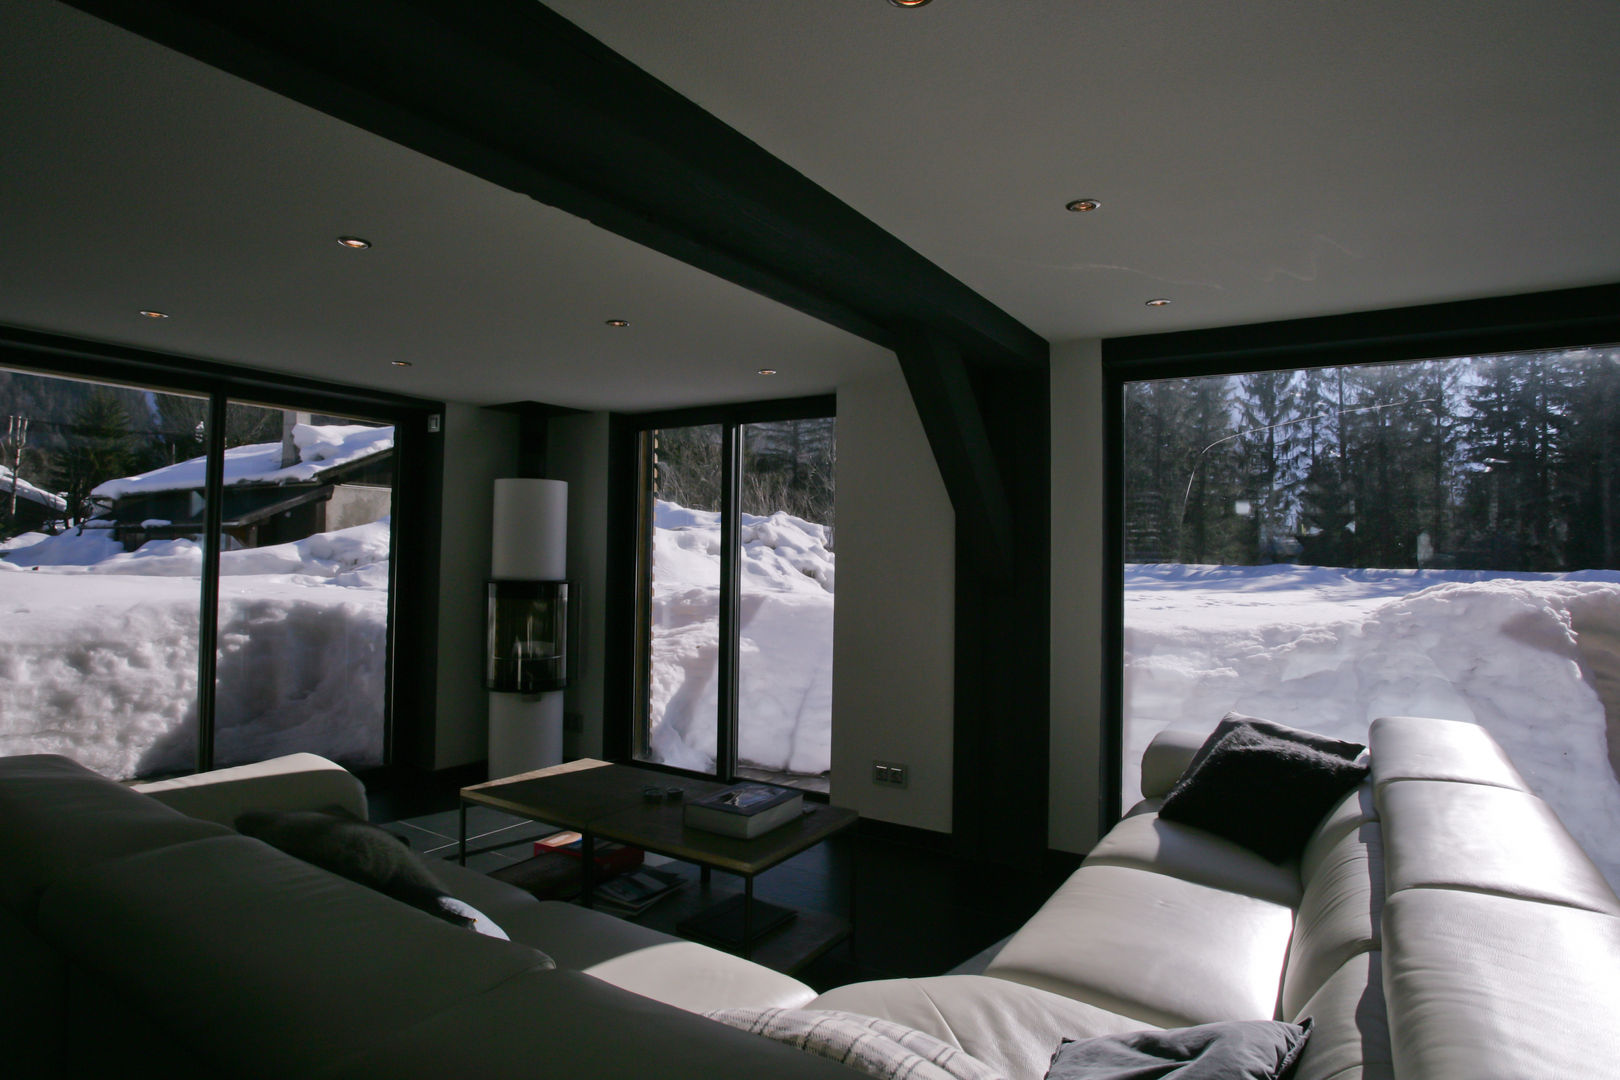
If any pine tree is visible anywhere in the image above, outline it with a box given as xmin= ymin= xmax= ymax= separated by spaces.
xmin=1235 ymin=369 xmax=1300 ymax=562
xmin=54 ymin=389 xmax=137 ymax=523
xmin=1556 ymin=347 xmax=1620 ymax=569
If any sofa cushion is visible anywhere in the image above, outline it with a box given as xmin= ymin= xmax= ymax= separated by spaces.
xmin=1138 ymin=729 xmax=1207 ymax=799
xmin=1382 ymin=888 xmax=1620 ymax=1080
xmin=1159 ymin=723 xmax=1369 ymax=863
xmin=1285 ymin=951 xmax=1393 ymax=1080
xmin=430 ymin=862 xmax=817 ymax=1012
xmin=1299 ymin=782 xmax=1378 ymax=884
xmin=810 ymin=975 xmax=1157 ymax=1080
xmin=36 ymin=835 xmax=556 ymax=1080
xmin=315 ymin=967 xmax=868 ymax=1080
xmin=985 ymin=865 xmax=1294 ymax=1028
xmin=1281 ymin=822 xmax=1383 ymax=1017
xmin=1045 ymin=1018 xmax=1311 ymax=1080
xmin=0 ymin=754 xmax=231 ymax=917
xmin=1379 ymin=779 xmax=1620 ymax=915
xmin=234 ymin=808 xmax=474 ymax=928
xmin=705 ymin=1007 xmax=1003 ymax=1080
xmin=1082 ymin=810 xmax=1302 ymax=907
xmin=132 ymin=751 xmax=367 ymax=825
xmin=1368 ymin=715 xmax=1528 ymax=792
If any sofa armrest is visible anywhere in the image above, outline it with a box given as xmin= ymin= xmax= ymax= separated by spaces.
xmin=1138 ymin=729 xmax=1206 ymax=798
xmin=132 ymin=753 xmax=367 ymax=826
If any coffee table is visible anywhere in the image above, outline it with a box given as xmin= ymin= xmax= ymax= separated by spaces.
xmin=460 ymin=759 xmax=858 ymax=963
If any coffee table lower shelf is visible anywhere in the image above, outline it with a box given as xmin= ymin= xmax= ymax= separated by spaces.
xmin=608 ymin=875 xmax=850 ymax=976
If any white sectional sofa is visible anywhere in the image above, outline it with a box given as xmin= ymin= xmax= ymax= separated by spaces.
xmin=812 ymin=715 xmax=1620 ymax=1080
xmin=4 ymin=715 xmax=1618 ymax=1079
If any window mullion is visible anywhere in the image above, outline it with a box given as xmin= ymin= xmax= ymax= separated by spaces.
xmin=717 ymin=421 xmax=742 ymax=782
xmin=193 ymin=391 xmax=228 ymax=773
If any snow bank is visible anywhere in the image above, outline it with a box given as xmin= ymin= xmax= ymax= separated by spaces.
xmin=1 ymin=525 xmax=124 ymax=567
xmin=647 ymin=499 xmax=834 ymax=775
xmin=90 ymin=423 xmax=393 ymax=499
xmin=1125 ymin=563 xmax=1620 ymax=890
xmin=0 ymin=518 xmax=389 ymax=778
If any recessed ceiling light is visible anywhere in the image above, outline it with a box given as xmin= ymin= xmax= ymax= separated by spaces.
xmin=391 ymin=360 xmax=412 ymax=367
xmin=605 ymin=319 xmax=630 ymax=328
xmin=138 ymin=310 xmax=169 ymax=319
xmin=336 ymin=236 xmax=371 ymax=249
xmin=1145 ymin=298 xmax=1172 ymax=307
xmin=757 ymin=368 xmax=779 ymax=376
xmin=1065 ymin=199 xmax=1101 ymax=213
xmin=888 ymin=0 xmax=932 ymax=6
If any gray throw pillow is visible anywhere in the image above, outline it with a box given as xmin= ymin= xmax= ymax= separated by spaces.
xmin=235 ymin=808 xmax=472 ymax=929
xmin=1159 ymin=721 xmax=1369 ymax=862
xmin=1046 ymin=1018 xmax=1311 ymax=1080
xmin=1184 ymin=713 xmax=1364 ymax=776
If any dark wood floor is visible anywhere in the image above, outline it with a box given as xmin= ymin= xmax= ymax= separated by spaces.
xmin=362 ymin=763 xmax=1071 ymax=993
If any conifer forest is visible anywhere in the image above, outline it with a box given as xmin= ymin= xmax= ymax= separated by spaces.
xmin=1123 ymin=345 xmax=1620 ymax=572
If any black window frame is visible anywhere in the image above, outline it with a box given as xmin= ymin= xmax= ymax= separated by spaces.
xmin=605 ymin=394 xmax=836 ymax=788
xmin=0 ymin=325 xmax=444 ymax=776
xmin=1099 ymin=283 xmax=1620 ymax=829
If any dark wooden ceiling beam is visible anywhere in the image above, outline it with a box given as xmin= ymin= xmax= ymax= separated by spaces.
xmin=895 ymin=328 xmax=1017 ymax=569
xmin=61 ymin=0 xmax=1046 ymax=369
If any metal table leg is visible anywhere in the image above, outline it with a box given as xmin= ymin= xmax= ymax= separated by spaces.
xmin=581 ymin=831 xmax=596 ymax=908
xmin=742 ymin=875 xmax=754 ymax=960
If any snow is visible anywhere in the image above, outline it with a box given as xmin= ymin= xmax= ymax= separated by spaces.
xmin=89 ymin=423 xmax=393 ymax=499
xmin=0 ymin=464 xmax=67 ymax=512
xmin=1125 ymin=562 xmax=1620 ymax=890
xmin=0 ymin=518 xmax=389 ymax=778
xmin=645 ymin=499 xmax=835 ymax=776
xmin=6 ymin=472 xmax=1617 ymax=892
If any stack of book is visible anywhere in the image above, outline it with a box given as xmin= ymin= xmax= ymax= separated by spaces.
xmin=592 ymin=866 xmax=685 ymax=914
xmin=534 ymin=831 xmax=644 ymax=876
xmin=683 ymin=782 xmax=804 ymax=838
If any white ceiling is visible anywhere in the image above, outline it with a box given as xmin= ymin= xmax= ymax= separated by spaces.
xmin=0 ymin=0 xmax=893 ymax=410
xmin=548 ymin=0 xmax=1620 ymax=341
xmin=4 ymin=0 xmax=1620 ymax=411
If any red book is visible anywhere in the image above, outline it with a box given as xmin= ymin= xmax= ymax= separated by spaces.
xmin=534 ymin=832 xmax=644 ymax=875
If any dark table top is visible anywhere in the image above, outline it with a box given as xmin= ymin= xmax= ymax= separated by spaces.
xmin=462 ymin=759 xmax=857 ymax=876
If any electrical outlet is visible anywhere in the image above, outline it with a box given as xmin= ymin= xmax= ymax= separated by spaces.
xmin=872 ymin=761 xmax=908 ymax=788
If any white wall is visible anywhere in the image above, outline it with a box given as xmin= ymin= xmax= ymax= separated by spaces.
xmin=433 ymin=401 xmax=519 ymax=769
xmin=831 ymin=365 xmax=956 ymax=832
xmin=1049 ymin=339 xmax=1107 ymax=852
xmin=546 ymin=412 xmax=611 ymax=760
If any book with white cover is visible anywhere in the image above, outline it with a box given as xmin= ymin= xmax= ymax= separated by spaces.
xmin=683 ymin=782 xmax=804 ymax=838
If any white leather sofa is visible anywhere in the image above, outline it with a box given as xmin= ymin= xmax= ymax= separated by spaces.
xmin=811 ymin=715 xmax=1620 ymax=1080
xmin=5 ymin=715 xmax=1618 ymax=1080
xmin=0 ymin=752 xmax=855 ymax=1080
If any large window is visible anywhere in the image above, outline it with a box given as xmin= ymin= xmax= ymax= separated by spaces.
xmin=629 ymin=400 xmax=836 ymax=793
xmin=0 ymin=352 xmax=425 ymax=780
xmin=1117 ymin=343 xmax=1620 ymax=888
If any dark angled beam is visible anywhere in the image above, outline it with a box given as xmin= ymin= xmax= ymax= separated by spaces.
xmin=894 ymin=327 xmax=1017 ymax=570
xmin=60 ymin=0 xmax=1046 ymax=369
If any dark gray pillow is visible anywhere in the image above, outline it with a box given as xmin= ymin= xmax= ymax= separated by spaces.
xmin=1184 ymin=713 xmax=1365 ymax=777
xmin=235 ymin=808 xmax=472 ymax=929
xmin=1046 ymin=1018 xmax=1311 ymax=1080
xmin=1158 ymin=722 xmax=1369 ymax=862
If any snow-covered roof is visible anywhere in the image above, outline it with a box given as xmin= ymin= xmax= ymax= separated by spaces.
xmin=0 ymin=465 xmax=68 ymax=512
xmin=91 ymin=424 xmax=394 ymax=500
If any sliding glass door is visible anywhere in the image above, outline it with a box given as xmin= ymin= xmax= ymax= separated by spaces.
xmin=630 ymin=402 xmax=836 ymax=793
xmin=210 ymin=400 xmax=395 ymax=770
xmin=1 ymin=362 xmax=408 ymax=779
xmin=0 ymin=366 xmax=208 ymax=778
